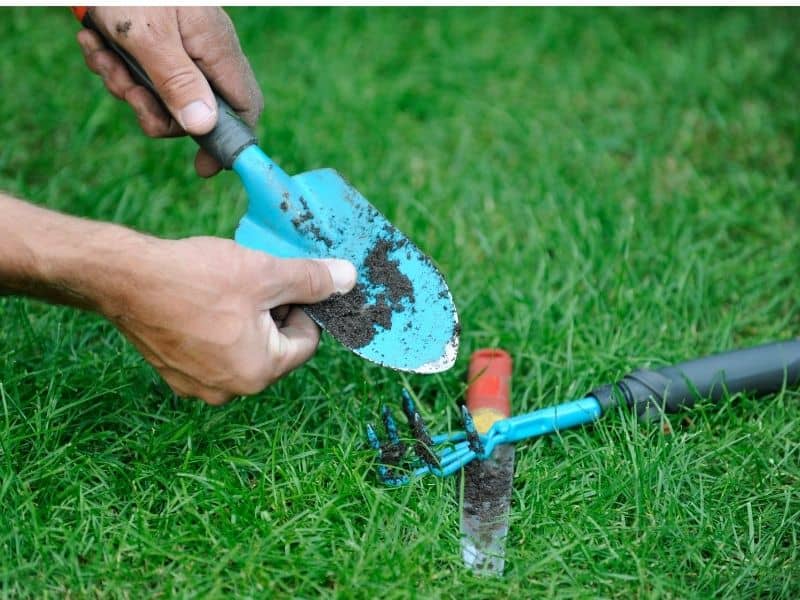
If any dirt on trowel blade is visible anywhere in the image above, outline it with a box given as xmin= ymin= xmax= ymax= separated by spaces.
xmin=307 ymin=236 xmax=418 ymax=349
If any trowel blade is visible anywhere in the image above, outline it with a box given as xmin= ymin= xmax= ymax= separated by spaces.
xmin=233 ymin=146 xmax=459 ymax=373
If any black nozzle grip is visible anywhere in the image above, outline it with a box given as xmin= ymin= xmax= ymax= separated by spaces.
xmin=591 ymin=340 xmax=800 ymax=422
xmin=80 ymin=13 xmax=257 ymax=168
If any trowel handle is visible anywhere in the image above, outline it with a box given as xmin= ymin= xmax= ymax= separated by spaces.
xmin=73 ymin=8 xmax=257 ymax=168
xmin=590 ymin=340 xmax=800 ymax=422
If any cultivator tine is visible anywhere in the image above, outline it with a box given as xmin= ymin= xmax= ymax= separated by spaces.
xmin=460 ymin=405 xmax=485 ymax=456
xmin=366 ymin=406 xmax=410 ymax=486
xmin=368 ymin=389 xmax=489 ymax=485
xmin=382 ymin=405 xmax=401 ymax=446
xmin=366 ymin=423 xmax=381 ymax=452
xmin=401 ymin=388 xmax=440 ymax=469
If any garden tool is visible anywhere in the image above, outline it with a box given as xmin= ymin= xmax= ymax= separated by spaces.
xmin=72 ymin=8 xmax=460 ymax=373
xmin=459 ymin=349 xmax=514 ymax=576
xmin=367 ymin=339 xmax=800 ymax=484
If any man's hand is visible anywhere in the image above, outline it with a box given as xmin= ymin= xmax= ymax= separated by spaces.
xmin=0 ymin=194 xmax=356 ymax=405
xmin=76 ymin=7 xmax=263 ymax=177
xmin=103 ymin=237 xmax=356 ymax=405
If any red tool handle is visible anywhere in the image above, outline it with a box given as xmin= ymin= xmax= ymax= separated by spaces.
xmin=466 ymin=349 xmax=512 ymax=433
xmin=71 ymin=7 xmax=88 ymax=21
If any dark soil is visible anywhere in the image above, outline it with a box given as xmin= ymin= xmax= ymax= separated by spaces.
xmin=309 ymin=284 xmax=392 ymax=348
xmin=291 ymin=211 xmax=313 ymax=227
xmin=307 ymin=234 xmax=418 ymax=349
xmin=380 ymin=440 xmax=406 ymax=468
xmin=462 ymin=447 xmax=514 ymax=545
xmin=410 ymin=424 xmax=439 ymax=467
xmin=115 ymin=20 xmax=132 ymax=36
xmin=365 ymin=239 xmax=414 ymax=306
xmin=297 ymin=181 xmax=454 ymax=353
xmin=308 ymin=224 xmax=333 ymax=248
xmin=402 ymin=407 xmax=439 ymax=468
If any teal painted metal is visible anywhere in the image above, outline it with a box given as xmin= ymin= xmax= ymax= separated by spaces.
xmin=232 ymin=146 xmax=459 ymax=373
xmin=418 ymin=397 xmax=602 ymax=480
xmin=371 ymin=395 xmax=602 ymax=485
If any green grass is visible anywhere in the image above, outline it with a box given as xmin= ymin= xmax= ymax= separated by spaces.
xmin=1 ymin=7 xmax=799 ymax=598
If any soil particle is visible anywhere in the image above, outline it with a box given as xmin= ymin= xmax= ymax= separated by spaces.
xmin=308 ymin=224 xmax=333 ymax=248
xmin=115 ymin=20 xmax=132 ymax=36
xmin=291 ymin=211 xmax=313 ymax=227
xmin=279 ymin=200 xmax=289 ymax=211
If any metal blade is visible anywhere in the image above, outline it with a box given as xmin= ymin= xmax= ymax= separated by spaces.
xmin=460 ymin=443 xmax=515 ymax=575
xmin=233 ymin=147 xmax=459 ymax=373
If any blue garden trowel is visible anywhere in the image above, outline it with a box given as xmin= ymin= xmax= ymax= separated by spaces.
xmin=232 ymin=146 xmax=459 ymax=372
xmin=77 ymin=12 xmax=460 ymax=373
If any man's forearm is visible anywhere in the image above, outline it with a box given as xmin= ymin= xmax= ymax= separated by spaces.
xmin=0 ymin=193 xmax=145 ymax=313
xmin=0 ymin=192 xmax=357 ymax=405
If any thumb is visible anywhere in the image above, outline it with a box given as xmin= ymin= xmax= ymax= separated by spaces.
xmin=270 ymin=258 xmax=358 ymax=307
xmin=122 ymin=28 xmax=217 ymax=135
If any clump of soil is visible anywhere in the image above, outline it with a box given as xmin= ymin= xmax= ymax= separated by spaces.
xmin=296 ymin=181 xmax=454 ymax=352
xmin=365 ymin=239 xmax=414 ymax=306
xmin=307 ymin=234 xmax=417 ymax=349
xmin=309 ymin=284 xmax=392 ymax=348
xmin=410 ymin=425 xmax=439 ymax=468
xmin=463 ymin=457 xmax=513 ymax=518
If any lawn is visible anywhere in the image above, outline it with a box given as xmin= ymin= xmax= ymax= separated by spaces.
xmin=1 ymin=7 xmax=799 ymax=598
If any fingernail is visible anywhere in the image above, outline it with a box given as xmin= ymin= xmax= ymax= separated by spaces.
xmin=321 ymin=259 xmax=357 ymax=294
xmin=178 ymin=100 xmax=215 ymax=131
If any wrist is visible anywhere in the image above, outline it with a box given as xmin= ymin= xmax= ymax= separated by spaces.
xmin=39 ymin=223 xmax=156 ymax=316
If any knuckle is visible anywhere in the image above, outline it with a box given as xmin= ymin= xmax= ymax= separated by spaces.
xmin=141 ymin=115 xmax=172 ymax=138
xmin=303 ymin=265 xmax=326 ymax=299
xmin=138 ymin=116 xmax=166 ymax=138
xmin=254 ymin=250 xmax=276 ymax=271
xmin=249 ymin=89 xmax=265 ymax=123
xmin=156 ymin=67 xmax=202 ymax=100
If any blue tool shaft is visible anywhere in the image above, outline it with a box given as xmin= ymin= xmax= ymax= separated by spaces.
xmin=233 ymin=147 xmax=295 ymax=208
xmin=492 ymin=397 xmax=602 ymax=444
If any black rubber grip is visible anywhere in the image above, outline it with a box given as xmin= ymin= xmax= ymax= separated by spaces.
xmin=591 ymin=340 xmax=800 ymax=422
xmin=81 ymin=13 xmax=257 ymax=168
